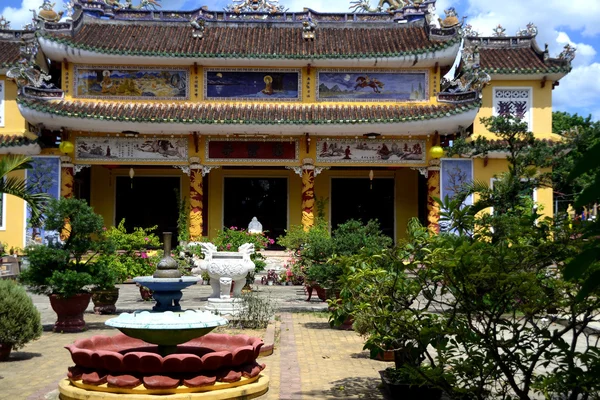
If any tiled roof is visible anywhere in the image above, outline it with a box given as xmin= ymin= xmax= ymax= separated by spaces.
xmin=479 ymin=47 xmax=570 ymax=74
xmin=0 ymin=40 xmax=21 ymax=69
xmin=465 ymin=37 xmax=571 ymax=75
xmin=0 ymin=135 xmax=38 ymax=148
xmin=17 ymin=98 xmax=480 ymax=125
xmin=40 ymin=22 xmax=459 ymax=59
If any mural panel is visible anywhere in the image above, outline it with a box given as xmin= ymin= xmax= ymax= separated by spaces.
xmin=75 ymin=66 xmax=188 ymax=100
xmin=440 ymin=159 xmax=473 ymax=233
xmin=75 ymin=137 xmax=188 ymax=162
xmin=316 ymin=139 xmax=425 ymax=164
xmin=206 ymin=139 xmax=299 ymax=162
xmin=205 ymin=69 xmax=300 ymax=101
xmin=25 ymin=157 xmax=61 ymax=245
xmin=317 ymin=70 xmax=428 ymax=101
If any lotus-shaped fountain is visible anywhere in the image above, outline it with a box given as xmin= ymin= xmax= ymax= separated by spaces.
xmin=58 ymin=233 xmax=270 ymax=399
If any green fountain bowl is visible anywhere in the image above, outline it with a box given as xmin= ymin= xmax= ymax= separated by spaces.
xmin=105 ymin=310 xmax=228 ymax=347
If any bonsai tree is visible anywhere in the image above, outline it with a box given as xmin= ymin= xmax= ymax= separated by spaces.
xmin=19 ymin=197 xmax=114 ymax=331
xmin=0 ymin=280 xmax=42 ymax=361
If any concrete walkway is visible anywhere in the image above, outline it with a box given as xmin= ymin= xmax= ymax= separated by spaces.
xmin=0 ymin=283 xmax=393 ymax=400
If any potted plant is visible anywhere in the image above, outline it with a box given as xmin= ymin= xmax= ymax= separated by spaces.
xmin=90 ymin=257 xmax=120 ymax=314
xmin=19 ymin=198 xmax=113 ymax=332
xmin=0 ymin=280 xmax=42 ymax=361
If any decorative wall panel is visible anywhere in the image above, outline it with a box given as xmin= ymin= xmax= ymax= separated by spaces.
xmin=25 ymin=157 xmax=61 ymax=245
xmin=317 ymin=70 xmax=428 ymax=102
xmin=75 ymin=137 xmax=188 ymax=162
xmin=493 ymin=87 xmax=532 ymax=130
xmin=74 ymin=66 xmax=189 ymax=100
xmin=205 ymin=68 xmax=301 ymax=101
xmin=0 ymin=80 xmax=4 ymax=128
xmin=316 ymin=139 xmax=425 ymax=163
xmin=206 ymin=139 xmax=299 ymax=162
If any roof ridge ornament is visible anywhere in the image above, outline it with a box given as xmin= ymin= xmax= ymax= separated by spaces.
xmin=463 ymin=24 xmax=479 ymax=37
xmin=0 ymin=15 xmax=11 ymax=30
xmin=492 ymin=24 xmax=506 ymax=37
xmin=190 ymin=17 xmax=205 ymax=39
xmin=302 ymin=17 xmax=316 ymax=40
xmin=349 ymin=0 xmax=411 ymax=14
xmin=224 ymin=0 xmax=287 ymax=14
xmin=438 ymin=7 xmax=463 ymax=29
xmin=558 ymin=43 xmax=576 ymax=62
xmin=516 ymin=22 xmax=538 ymax=37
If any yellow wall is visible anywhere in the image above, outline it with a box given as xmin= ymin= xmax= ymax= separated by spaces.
xmin=474 ymin=80 xmax=554 ymax=139
xmin=313 ymin=168 xmax=419 ymax=241
xmin=0 ymin=169 xmax=27 ymax=251
xmin=0 ymin=78 xmax=27 ymax=135
xmin=473 ymin=158 xmax=553 ymax=219
xmin=90 ymin=165 xmax=190 ymax=228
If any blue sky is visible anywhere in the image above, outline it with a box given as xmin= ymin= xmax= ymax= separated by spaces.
xmin=3 ymin=0 xmax=600 ymax=120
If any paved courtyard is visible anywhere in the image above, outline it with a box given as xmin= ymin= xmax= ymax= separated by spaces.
xmin=0 ymin=282 xmax=394 ymax=400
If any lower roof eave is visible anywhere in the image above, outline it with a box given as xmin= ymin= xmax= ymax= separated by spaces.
xmin=488 ymin=72 xmax=568 ymax=82
xmin=19 ymin=105 xmax=479 ymax=136
xmin=39 ymin=37 xmax=460 ymax=68
xmin=0 ymin=143 xmax=41 ymax=155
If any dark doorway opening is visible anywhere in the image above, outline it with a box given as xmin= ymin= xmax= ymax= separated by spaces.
xmin=115 ymin=176 xmax=180 ymax=246
xmin=331 ymin=178 xmax=395 ymax=240
xmin=223 ymin=177 xmax=287 ymax=248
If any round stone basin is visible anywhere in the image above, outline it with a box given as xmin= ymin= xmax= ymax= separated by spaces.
xmin=133 ymin=276 xmax=199 ymax=292
xmin=105 ymin=310 xmax=228 ymax=347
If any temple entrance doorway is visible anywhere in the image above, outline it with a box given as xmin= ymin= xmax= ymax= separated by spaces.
xmin=115 ymin=176 xmax=180 ymax=246
xmin=223 ymin=177 xmax=288 ymax=247
xmin=330 ymin=177 xmax=395 ymax=240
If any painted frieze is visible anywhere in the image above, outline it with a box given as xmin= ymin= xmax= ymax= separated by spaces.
xmin=25 ymin=157 xmax=61 ymax=245
xmin=316 ymin=139 xmax=425 ymax=164
xmin=204 ymin=68 xmax=301 ymax=101
xmin=317 ymin=70 xmax=428 ymax=101
xmin=206 ymin=139 xmax=299 ymax=162
xmin=74 ymin=66 xmax=188 ymax=100
xmin=75 ymin=137 xmax=188 ymax=162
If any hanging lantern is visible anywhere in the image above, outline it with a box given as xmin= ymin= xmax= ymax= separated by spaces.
xmin=369 ymin=169 xmax=374 ymax=190
xmin=429 ymin=145 xmax=444 ymax=159
xmin=59 ymin=141 xmax=74 ymax=154
xmin=129 ymin=167 xmax=135 ymax=188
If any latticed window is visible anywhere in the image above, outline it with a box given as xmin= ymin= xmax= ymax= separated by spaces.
xmin=493 ymin=88 xmax=532 ymax=131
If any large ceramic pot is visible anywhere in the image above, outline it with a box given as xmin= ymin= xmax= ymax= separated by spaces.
xmin=49 ymin=293 xmax=91 ymax=333
xmin=91 ymin=288 xmax=120 ymax=315
xmin=0 ymin=343 xmax=13 ymax=361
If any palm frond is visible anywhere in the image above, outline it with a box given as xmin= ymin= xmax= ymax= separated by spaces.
xmin=0 ymin=155 xmax=33 ymax=177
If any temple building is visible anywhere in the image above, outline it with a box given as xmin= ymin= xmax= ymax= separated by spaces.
xmin=0 ymin=0 xmax=574 ymax=249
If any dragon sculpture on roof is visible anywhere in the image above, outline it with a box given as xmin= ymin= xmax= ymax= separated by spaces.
xmin=102 ymin=0 xmax=161 ymax=10
xmin=349 ymin=0 xmax=411 ymax=13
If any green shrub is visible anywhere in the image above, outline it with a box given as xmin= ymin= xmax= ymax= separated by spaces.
xmin=19 ymin=198 xmax=114 ymax=297
xmin=230 ymin=291 xmax=275 ymax=329
xmin=0 ymin=280 xmax=42 ymax=350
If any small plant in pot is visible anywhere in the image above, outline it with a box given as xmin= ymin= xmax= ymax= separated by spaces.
xmin=19 ymin=198 xmax=113 ymax=332
xmin=0 ymin=280 xmax=42 ymax=361
xmin=90 ymin=257 xmax=120 ymax=314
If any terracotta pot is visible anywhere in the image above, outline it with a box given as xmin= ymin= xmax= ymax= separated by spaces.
xmin=49 ymin=293 xmax=91 ymax=333
xmin=0 ymin=343 xmax=13 ymax=361
xmin=315 ymin=286 xmax=327 ymax=301
xmin=139 ymin=286 xmax=154 ymax=301
xmin=91 ymin=288 xmax=120 ymax=315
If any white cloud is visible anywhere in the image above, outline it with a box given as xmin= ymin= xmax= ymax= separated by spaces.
xmin=1 ymin=0 xmax=42 ymax=29
xmin=553 ymin=63 xmax=600 ymax=119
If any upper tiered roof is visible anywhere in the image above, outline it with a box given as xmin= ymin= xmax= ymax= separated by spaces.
xmin=463 ymin=24 xmax=573 ymax=81
xmin=37 ymin=0 xmax=462 ymax=67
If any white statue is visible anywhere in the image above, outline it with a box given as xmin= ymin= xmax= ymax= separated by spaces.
xmin=248 ymin=217 xmax=263 ymax=234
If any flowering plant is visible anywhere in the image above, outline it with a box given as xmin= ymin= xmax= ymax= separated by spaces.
xmin=213 ymin=226 xmax=271 ymax=274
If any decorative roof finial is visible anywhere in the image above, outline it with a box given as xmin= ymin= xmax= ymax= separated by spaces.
xmin=190 ymin=17 xmax=205 ymax=39
xmin=516 ymin=22 xmax=538 ymax=37
xmin=225 ymin=0 xmax=287 ymax=14
xmin=492 ymin=24 xmax=506 ymax=37
xmin=37 ymin=1 xmax=64 ymax=22
xmin=0 ymin=16 xmax=10 ymax=30
xmin=558 ymin=43 xmax=576 ymax=62
xmin=63 ymin=1 xmax=75 ymax=19
xmin=463 ymin=24 xmax=479 ymax=37
xmin=438 ymin=7 xmax=463 ymax=29
xmin=302 ymin=16 xmax=316 ymax=40
xmin=349 ymin=0 xmax=410 ymax=14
